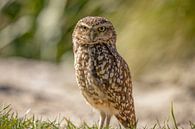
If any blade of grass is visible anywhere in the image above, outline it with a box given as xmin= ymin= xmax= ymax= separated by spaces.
xmin=171 ymin=102 xmax=178 ymax=129
xmin=151 ymin=123 xmax=157 ymax=129
xmin=189 ymin=121 xmax=195 ymax=129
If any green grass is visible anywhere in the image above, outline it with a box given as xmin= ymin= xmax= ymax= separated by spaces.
xmin=0 ymin=105 xmax=194 ymax=129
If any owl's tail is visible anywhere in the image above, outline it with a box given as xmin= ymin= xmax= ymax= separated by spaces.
xmin=115 ymin=111 xmax=136 ymax=129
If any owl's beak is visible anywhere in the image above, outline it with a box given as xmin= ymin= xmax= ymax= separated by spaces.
xmin=89 ymin=30 xmax=97 ymax=41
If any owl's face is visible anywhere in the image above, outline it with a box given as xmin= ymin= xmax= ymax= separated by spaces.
xmin=72 ymin=16 xmax=116 ymax=45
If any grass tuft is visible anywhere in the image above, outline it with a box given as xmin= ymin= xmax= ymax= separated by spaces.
xmin=0 ymin=105 xmax=60 ymax=129
xmin=0 ymin=105 xmax=194 ymax=129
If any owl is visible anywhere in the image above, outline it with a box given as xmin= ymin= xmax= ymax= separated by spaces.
xmin=72 ymin=16 xmax=136 ymax=129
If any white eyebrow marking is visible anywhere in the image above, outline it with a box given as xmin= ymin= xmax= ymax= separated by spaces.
xmin=80 ymin=23 xmax=91 ymax=28
xmin=94 ymin=23 xmax=113 ymax=28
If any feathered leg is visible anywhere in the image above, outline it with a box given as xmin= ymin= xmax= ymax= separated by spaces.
xmin=98 ymin=111 xmax=106 ymax=129
xmin=105 ymin=114 xmax=112 ymax=128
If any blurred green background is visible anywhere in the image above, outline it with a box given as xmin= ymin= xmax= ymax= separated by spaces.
xmin=0 ymin=0 xmax=195 ymax=76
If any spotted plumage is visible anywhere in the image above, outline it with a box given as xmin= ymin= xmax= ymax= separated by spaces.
xmin=72 ymin=16 xmax=136 ymax=129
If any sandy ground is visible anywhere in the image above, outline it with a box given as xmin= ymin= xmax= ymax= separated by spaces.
xmin=0 ymin=57 xmax=194 ymax=128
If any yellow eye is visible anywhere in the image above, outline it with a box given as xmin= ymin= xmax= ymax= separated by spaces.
xmin=98 ymin=26 xmax=106 ymax=32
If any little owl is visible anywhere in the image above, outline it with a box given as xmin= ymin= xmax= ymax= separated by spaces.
xmin=72 ymin=16 xmax=136 ymax=129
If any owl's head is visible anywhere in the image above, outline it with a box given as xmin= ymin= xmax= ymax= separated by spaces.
xmin=72 ymin=16 xmax=116 ymax=45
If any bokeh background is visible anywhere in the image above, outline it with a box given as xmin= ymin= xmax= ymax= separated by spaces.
xmin=0 ymin=0 xmax=195 ymax=128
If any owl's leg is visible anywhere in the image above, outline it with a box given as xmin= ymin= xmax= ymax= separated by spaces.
xmin=105 ymin=114 xmax=112 ymax=128
xmin=98 ymin=111 xmax=106 ymax=129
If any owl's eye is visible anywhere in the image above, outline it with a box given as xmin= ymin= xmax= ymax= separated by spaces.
xmin=82 ymin=26 xmax=87 ymax=30
xmin=80 ymin=26 xmax=88 ymax=31
xmin=98 ymin=26 xmax=106 ymax=32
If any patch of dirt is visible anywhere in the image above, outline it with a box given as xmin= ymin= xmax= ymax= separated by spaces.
xmin=0 ymin=57 xmax=194 ymax=128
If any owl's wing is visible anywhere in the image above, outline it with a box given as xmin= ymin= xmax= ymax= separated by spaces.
xmin=92 ymin=44 xmax=136 ymax=128
xmin=90 ymin=43 xmax=133 ymax=103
